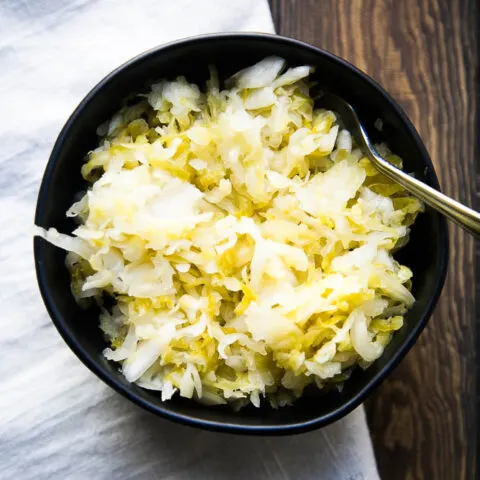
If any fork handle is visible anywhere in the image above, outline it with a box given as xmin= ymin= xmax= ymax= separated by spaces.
xmin=368 ymin=147 xmax=480 ymax=238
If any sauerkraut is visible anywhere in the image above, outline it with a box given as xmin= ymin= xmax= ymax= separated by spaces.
xmin=36 ymin=57 xmax=422 ymax=408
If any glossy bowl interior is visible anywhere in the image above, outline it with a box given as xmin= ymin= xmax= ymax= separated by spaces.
xmin=34 ymin=33 xmax=448 ymax=434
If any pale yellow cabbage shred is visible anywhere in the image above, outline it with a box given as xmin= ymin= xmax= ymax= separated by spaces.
xmin=38 ymin=57 xmax=423 ymax=408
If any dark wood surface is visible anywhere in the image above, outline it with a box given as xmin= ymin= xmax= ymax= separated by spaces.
xmin=269 ymin=1 xmax=478 ymax=478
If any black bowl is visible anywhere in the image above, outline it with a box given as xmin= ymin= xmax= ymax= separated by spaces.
xmin=34 ymin=33 xmax=448 ymax=435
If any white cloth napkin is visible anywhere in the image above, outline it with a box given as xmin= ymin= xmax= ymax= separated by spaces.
xmin=0 ymin=0 xmax=380 ymax=478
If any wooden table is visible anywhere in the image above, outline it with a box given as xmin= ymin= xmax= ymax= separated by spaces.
xmin=269 ymin=1 xmax=478 ymax=478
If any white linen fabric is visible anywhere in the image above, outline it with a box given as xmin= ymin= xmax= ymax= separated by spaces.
xmin=0 ymin=0 xmax=380 ymax=478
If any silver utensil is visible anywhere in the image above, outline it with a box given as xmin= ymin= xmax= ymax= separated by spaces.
xmin=320 ymin=93 xmax=480 ymax=237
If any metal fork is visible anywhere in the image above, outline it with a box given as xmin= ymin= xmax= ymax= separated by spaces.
xmin=320 ymin=93 xmax=480 ymax=237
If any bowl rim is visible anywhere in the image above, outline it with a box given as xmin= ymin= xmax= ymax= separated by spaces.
xmin=34 ymin=32 xmax=449 ymax=435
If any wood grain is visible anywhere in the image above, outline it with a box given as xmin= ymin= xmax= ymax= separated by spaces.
xmin=268 ymin=0 xmax=478 ymax=478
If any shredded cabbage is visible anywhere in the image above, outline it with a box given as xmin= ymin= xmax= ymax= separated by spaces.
xmin=36 ymin=57 xmax=422 ymax=408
